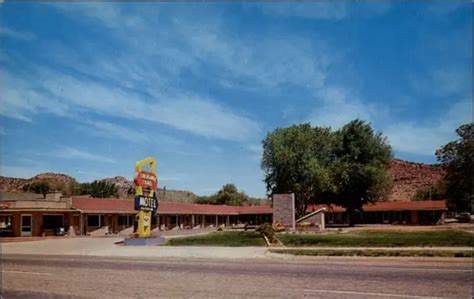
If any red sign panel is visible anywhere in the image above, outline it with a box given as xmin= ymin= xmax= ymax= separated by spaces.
xmin=134 ymin=171 xmax=158 ymax=190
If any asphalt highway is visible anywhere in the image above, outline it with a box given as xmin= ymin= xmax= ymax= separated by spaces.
xmin=1 ymin=254 xmax=472 ymax=298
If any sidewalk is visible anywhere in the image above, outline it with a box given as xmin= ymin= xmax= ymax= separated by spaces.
xmin=1 ymin=237 xmax=268 ymax=259
xmin=2 ymin=237 xmax=471 ymax=260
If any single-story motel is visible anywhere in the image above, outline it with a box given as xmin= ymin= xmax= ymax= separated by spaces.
xmin=0 ymin=192 xmax=447 ymax=237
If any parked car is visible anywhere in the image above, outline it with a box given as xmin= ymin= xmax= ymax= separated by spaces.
xmin=55 ymin=227 xmax=66 ymax=236
xmin=455 ymin=213 xmax=471 ymax=223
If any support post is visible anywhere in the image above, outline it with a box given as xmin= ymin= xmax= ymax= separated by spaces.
xmin=137 ymin=210 xmax=152 ymax=238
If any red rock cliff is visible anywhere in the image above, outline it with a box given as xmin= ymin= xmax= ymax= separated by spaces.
xmin=388 ymin=159 xmax=445 ymax=201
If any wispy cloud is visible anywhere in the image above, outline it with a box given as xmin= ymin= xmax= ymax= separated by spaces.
xmin=428 ymin=1 xmax=465 ymax=15
xmin=410 ymin=67 xmax=471 ymax=98
xmin=0 ymin=27 xmax=35 ymax=41
xmin=254 ymin=2 xmax=349 ymax=20
xmin=55 ymin=147 xmax=116 ymax=163
xmin=251 ymin=2 xmax=391 ymax=20
xmin=48 ymin=3 xmax=145 ymax=30
xmin=308 ymin=86 xmax=377 ymax=129
xmin=2 ymin=69 xmax=261 ymax=141
xmin=79 ymin=119 xmax=149 ymax=143
xmin=385 ymin=99 xmax=472 ymax=156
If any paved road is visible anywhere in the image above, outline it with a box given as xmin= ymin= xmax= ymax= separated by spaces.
xmin=1 ymin=255 xmax=472 ymax=298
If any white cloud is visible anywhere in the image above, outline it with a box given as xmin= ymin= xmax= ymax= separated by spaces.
xmin=428 ymin=1 xmax=464 ymax=15
xmin=252 ymin=2 xmax=391 ymax=20
xmin=308 ymin=86 xmax=376 ymax=129
xmin=0 ymin=27 xmax=35 ymax=41
xmin=55 ymin=147 xmax=116 ymax=163
xmin=80 ymin=119 xmax=148 ymax=143
xmin=48 ymin=3 xmax=145 ymax=30
xmin=157 ymin=97 xmax=260 ymax=141
xmin=178 ymin=22 xmax=330 ymax=91
xmin=255 ymin=2 xmax=349 ymax=20
xmin=55 ymin=6 xmax=331 ymax=94
xmin=411 ymin=67 xmax=471 ymax=98
xmin=2 ymin=4 xmax=336 ymax=143
xmin=385 ymin=100 xmax=472 ymax=156
xmin=2 ymin=69 xmax=260 ymax=142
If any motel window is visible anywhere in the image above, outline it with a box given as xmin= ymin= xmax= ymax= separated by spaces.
xmin=43 ymin=215 xmax=64 ymax=230
xmin=118 ymin=215 xmax=130 ymax=226
xmin=0 ymin=215 xmax=12 ymax=230
xmin=88 ymin=215 xmax=100 ymax=227
xmin=0 ymin=215 xmax=13 ymax=236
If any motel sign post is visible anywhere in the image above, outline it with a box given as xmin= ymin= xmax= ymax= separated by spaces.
xmin=134 ymin=157 xmax=159 ymax=238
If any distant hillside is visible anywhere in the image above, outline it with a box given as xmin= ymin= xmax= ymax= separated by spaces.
xmin=389 ymin=159 xmax=445 ymax=201
xmin=99 ymin=176 xmax=199 ymax=202
xmin=157 ymin=188 xmax=198 ymax=203
xmin=0 ymin=173 xmax=77 ymax=195
xmin=0 ymin=158 xmax=447 ymax=202
xmin=100 ymin=176 xmax=134 ymax=198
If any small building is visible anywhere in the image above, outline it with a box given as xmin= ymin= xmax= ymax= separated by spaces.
xmin=322 ymin=200 xmax=447 ymax=226
xmin=0 ymin=192 xmax=80 ymax=237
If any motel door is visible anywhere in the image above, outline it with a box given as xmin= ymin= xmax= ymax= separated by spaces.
xmin=21 ymin=214 xmax=32 ymax=237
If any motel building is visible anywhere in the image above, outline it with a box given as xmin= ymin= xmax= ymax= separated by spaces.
xmin=0 ymin=192 xmax=272 ymax=237
xmin=0 ymin=191 xmax=447 ymax=237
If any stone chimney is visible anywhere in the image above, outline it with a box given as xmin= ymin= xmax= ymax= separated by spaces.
xmin=45 ymin=191 xmax=62 ymax=201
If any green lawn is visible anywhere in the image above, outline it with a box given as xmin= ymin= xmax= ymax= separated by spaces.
xmin=269 ymin=249 xmax=473 ymax=258
xmin=166 ymin=230 xmax=473 ymax=247
xmin=166 ymin=231 xmax=266 ymax=246
xmin=278 ymin=230 xmax=473 ymax=247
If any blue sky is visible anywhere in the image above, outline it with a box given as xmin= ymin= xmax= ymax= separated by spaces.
xmin=0 ymin=2 xmax=472 ymax=197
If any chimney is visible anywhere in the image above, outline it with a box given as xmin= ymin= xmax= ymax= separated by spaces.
xmin=45 ymin=191 xmax=62 ymax=201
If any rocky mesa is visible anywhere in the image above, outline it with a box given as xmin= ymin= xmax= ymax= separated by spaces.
xmin=389 ymin=159 xmax=445 ymax=201
xmin=0 ymin=173 xmax=77 ymax=193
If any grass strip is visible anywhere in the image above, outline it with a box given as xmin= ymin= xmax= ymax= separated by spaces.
xmin=166 ymin=231 xmax=266 ymax=246
xmin=269 ymin=249 xmax=473 ymax=258
xmin=166 ymin=230 xmax=473 ymax=248
xmin=278 ymin=230 xmax=474 ymax=247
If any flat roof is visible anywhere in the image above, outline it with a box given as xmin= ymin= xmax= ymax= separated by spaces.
xmin=310 ymin=200 xmax=447 ymax=213
xmin=71 ymin=197 xmax=273 ymax=215
xmin=1 ymin=196 xmax=446 ymax=215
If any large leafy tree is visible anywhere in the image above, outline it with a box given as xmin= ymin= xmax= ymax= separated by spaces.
xmin=79 ymin=181 xmax=118 ymax=198
xmin=196 ymin=184 xmax=248 ymax=206
xmin=261 ymin=124 xmax=336 ymax=218
xmin=330 ymin=120 xmax=393 ymax=226
xmin=436 ymin=123 xmax=474 ymax=212
xmin=23 ymin=181 xmax=51 ymax=198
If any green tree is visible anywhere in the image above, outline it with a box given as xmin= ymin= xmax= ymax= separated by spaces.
xmin=412 ymin=184 xmax=445 ymax=201
xmin=79 ymin=181 xmax=118 ymax=198
xmin=331 ymin=120 xmax=393 ymax=226
xmin=261 ymin=124 xmax=336 ymax=218
xmin=27 ymin=181 xmax=51 ymax=198
xmin=215 ymin=184 xmax=248 ymax=205
xmin=195 ymin=184 xmax=248 ymax=206
xmin=436 ymin=123 xmax=474 ymax=212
